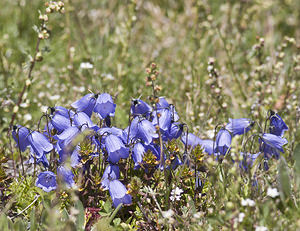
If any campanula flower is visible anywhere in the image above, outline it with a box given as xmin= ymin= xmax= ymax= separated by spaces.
xmin=215 ymin=129 xmax=231 ymax=155
xmin=269 ymin=111 xmax=288 ymax=137
xmin=105 ymin=134 xmax=129 ymax=163
xmin=26 ymin=147 xmax=49 ymax=167
xmin=50 ymin=114 xmax=71 ymax=133
xmin=56 ymin=126 xmax=80 ymax=146
xmin=101 ymin=164 xmax=120 ymax=190
xmin=36 ymin=171 xmax=57 ymax=192
xmin=12 ymin=125 xmax=30 ymax=152
xmin=164 ymin=123 xmax=183 ymax=140
xmin=239 ymin=152 xmax=261 ymax=171
xmin=73 ymin=112 xmax=95 ymax=129
xmin=132 ymin=142 xmax=145 ymax=168
xmin=93 ymin=93 xmax=116 ymax=119
xmin=225 ymin=118 xmax=254 ymax=136
xmin=131 ymin=99 xmax=152 ymax=117
xmin=57 ymin=165 xmax=75 ymax=188
xmin=152 ymin=109 xmax=172 ymax=132
xmin=71 ymin=93 xmax=97 ymax=117
xmin=260 ymin=133 xmax=287 ymax=153
xmin=156 ymin=97 xmax=179 ymax=122
xmin=108 ymin=180 xmax=132 ymax=207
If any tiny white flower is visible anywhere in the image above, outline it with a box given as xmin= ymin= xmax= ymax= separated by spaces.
xmin=241 ymin=198 xmax=255 ymax=207
xmin=238 ymin=212 xmax=245 ymax=222
xmin=24 ymin=114 xmax=32 ymax=122
xmin=49 ymin=95 xmax=60 ymax=101
xmin=170 ymin=187 xmax=183 ymax=201
xmin=162 ymin=209 xmax=174 ymax=219
xmin=80 ymin=62 xmax=93 ymax=69
xmin=267 ymin=187 xmax=279 ymax=198
xmin=255 ymin=226 xmax=268 ymax=231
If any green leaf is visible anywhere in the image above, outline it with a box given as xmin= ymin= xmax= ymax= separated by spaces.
xmin=278 ymin=157 xmax=291 ymax=202
xmin=113 ymin=218 xmax=121 ymax=226
xmin=293 ymin=144 xmax=300 ymax=175
xmin=30 ymin=207 xmax=37 ymax=231
xmin=74 ymin=200 xmax=85 ymax=231
xmin=103 ymin=200 xmax=112 ymax=213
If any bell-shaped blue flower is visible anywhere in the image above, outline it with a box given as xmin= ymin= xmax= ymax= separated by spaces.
xmin=239 ymin=152 xmax=261 ymax=171
xmin=164 ymin=123 xmax=183 ymax=141
xmin=93 ymin=93 xmax=116 ymax=119
xmin=57 ymin=165 xmax=75 ymax=188
xmin=27 ymin=131 xmax=53 ymax=159
xmin=215 ymin=129 xmax=231 ymax=155
xmin=12 ymin=125 xmax=30 ymax=152
xmin=260 ymin=133 xmax=287 ymax=153
xmin=56 ymin=126 xmax=80 ymax=146
xmin=26 ymin=147 xmax=49 ymax=167
xmin=105 ymin=134 xmax=129 ymax=163
xmin=131 ymin=99 xmax=152 ymax=117
xmin=156 ymin=97 xmax=179 ymax=121
xmin=50 ymin=114 xmax=71 ymax=133
xmin=101 ymin=164 xmax=120 ymax=190
xmin=269 ymin=111 xmax=288 ymax=137
xmin=108 ymin=180 xmax=132 ymax=207
xmin=71 ymin=93 xmax=97 ymax=117
xmin=152 ymin=109 xmax=172 ymax=132
xmin=132 ymin=142 xmax=145 ymax=168
xmin=73 ymin=112 xmax=95 ymax=129
xmin=136 ymin=119 xmax=158 ymax=145
xmin=225 ymin=118 xmax=254 ymax=136
xmin=36 ymin=171 xmax=57 ymax=192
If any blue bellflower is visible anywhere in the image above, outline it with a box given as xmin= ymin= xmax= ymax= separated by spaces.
xmin=108 ymin=180 xmax=132 ymax=207
xmin=269 ymin=111 xmax=288 ymax=137
xmin=71 ymin=93 xmax=97 ymax=117
xmin=105 ymin=134 xmax=129 ymax=163
xmin=93 ymin=93 xmax=116 ymax=119
xmin=131 ymin=99 xmax=152 ymax=117
xmin=101 ymin=164 xmax=120 ymax=190
xmin=57 ymin=166 xmax=75 ymax=188
xmin=215 ymin=129 xmax=231 ymax=155
xmin=36 ymin=171 xmax=57 ymax=192
xmin=225 ymin=118 xmax=254 ymax=136
xmin=12 ymin=125 xmax=30 ymax=152
xmin=260 ymin=133 xmax=288 ymax=153
xmin=181 ymin=133 xmax=214 ymax=155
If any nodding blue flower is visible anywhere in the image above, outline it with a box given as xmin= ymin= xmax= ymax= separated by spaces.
xmin=73 ymin=112 xmax=95 ymax=129
xmin=269 ymin=111 xmax=288 ymax=137
xmin=93 ymin=93 xmax=116 ymax=119
xmin=12 ymin=125 xmax=30 ymax=152
xmin=71 ymin=93 xmax=97 ymax=117
xmin=215 ymin=129 xmax=231 ymax=155
xmin=50 ymin=114 xmax=71 ymax=133
xmin=36 ymin=171 xmax=57 ymax=192
xmin=260 ymin=133 xmax=287 ymax=153
xmin=163 ymin=123 xmax=183 ymax=141
xmin=225 ymin=118 xmax=254 ymax=136
xmin=26 ymin=147 xmax=49 ymax=167
xmin=57 ymin=142 xmax=80 ymax=167
xmin=152 ymin=109 xmax=172 ymax=132
xmin=105 ymin=134 xmax=129 ymax=163
xmin=17 ymin=130 xmax=53 ymax=159
xmin=132 ymin=142 xmax=145 ymax=168
xmin=128 ymin=118 xmax=158 ymax=145
xmin=56 ymin=126 xmax=80 ymax=146
xmin=108 ymin=180 xmax=132 ymax=207
xmin=57 ymin=165 xmax=75 ymax=188
xmin=239 ymin=152 xmax=261 ymax=171
xmin=181 ymin=133 xmax=214 ymax=155
xmin=131 ymin=99 xmax=152 ymax=117
xmin=101 ymin=164 xmax=120 ymax=190
xmin=51 ymin=106 xmax=74 ymax=119
xmin=156 ymin=97 xmax=179 ymax=122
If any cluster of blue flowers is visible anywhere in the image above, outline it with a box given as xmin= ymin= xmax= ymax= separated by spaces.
xmin=12 ymin=92 xmax=288 ymax=207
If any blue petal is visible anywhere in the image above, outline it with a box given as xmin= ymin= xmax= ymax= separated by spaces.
xmin=28 ymin=131 xmax=53 ymax=159
xmin=261 ymin=133 xmax=287 ymax=152
xmin=71 ymin=93 xmax=96 ymax=117
xmin=56 ymin=126 xmax=80 ymax=146
xmin=36 ymin=171 xmax=57 ymax=192
xmin=225 ymin=118 xmax=254 ymax=136
xmin=137 ymin=119 xmax=158 ymax=145
xmin=12 ymin=125 xmax=30 ymax=152
xmin=51 ymin=114 xmax=71 ymax=133
xmin=57 ymin=166 xmax=75 ymax=188
xmin=132 ymin=142 xmax=145 ymax=168
xmin=181 ymin=133 xmax=214 ymax=155
xmin=101 ymin=164 xmax=120 ymax=190
xmin=73 ymin=112 xmax=95 ymax=128
xmin=105 ymin=135 xmax=129 ymax=163
xmin=54 ymin=106 xmax=75 ymax=118
xmin=152 ymin=109 xmax=172 ymax=132
xmin=131 ymin=99 xmax=152 ymax=117
xmin=93 ymin=93 xmax=116 ymax=119
xmin=215 ymin=129 xmax=231 ymax=155
xmin=269 ymin=112 xmax=288 ymax=137
xmin=108 ymin=180 xmax=132 ymax=207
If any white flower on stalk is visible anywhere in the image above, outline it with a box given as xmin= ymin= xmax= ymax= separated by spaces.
xmin=241 ymin=198 xmax=255 ymax=207
xmin=80 ymin=62 xmax=93 ymax=69
xmin=267 ymin=187 xmax=279 ymax=198
xmin=162 ymin=209 xmax=174 ymax=219
xmin=238 ymin=212 xmax=245 ymax=222
xmin=170 ymin=187 xmax=183 ymax=201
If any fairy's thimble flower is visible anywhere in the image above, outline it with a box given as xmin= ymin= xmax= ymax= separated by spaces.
xmin=93 ymin=93 xmax=116 ymax=119
xmin=181 ymin=133 xmax=214 ymax=155
xmin=105 ymin=134 xmax=129 ymax=163
xmin=131 ymin=99 xmax=152 ymax=117
xmin=260 ymin=133 xmax=287 ymax=153
xmin=215 ymin=128 xmax=231 ymax=155
xmin=269 ymin=111 xmax=288 ymax=137
xmin=108 ymin=180 xmax=132 ymax=207
xmin=71 ymin=93 xmax=97 ymax=117
xmin=57 ymin=165 xmax=75 ymax=188
xmin=101 ymin=164 xmax=120 ymax=190
xmin=36 ymin=171 xmax=57 ymax=192
xmin=225 ymin=118 xmax=254 ymax=136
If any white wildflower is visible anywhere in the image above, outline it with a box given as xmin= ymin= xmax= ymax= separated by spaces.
xmin=80 ymin=62 xmax=93 ymax=69
xmin=170 ymin=187 xmax=183 ymax=201
xmin=267 ymin=187 xmax=279 ymax=198
xmin=241 ymin=198 xmax=255 ymax=207
xmin=49 ymin=95 xmax=60 ymax=101
xmin=238 ymin=212 xmax=245 ymax=222
xmin=255 ymin=226 xmax=268 ymax=231
xmin=162 ymin=209 xmax=174 ymax=219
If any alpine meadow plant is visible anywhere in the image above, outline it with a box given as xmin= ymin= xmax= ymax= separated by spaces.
xmin=1 ymin=0 xmax=300 ymax=230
